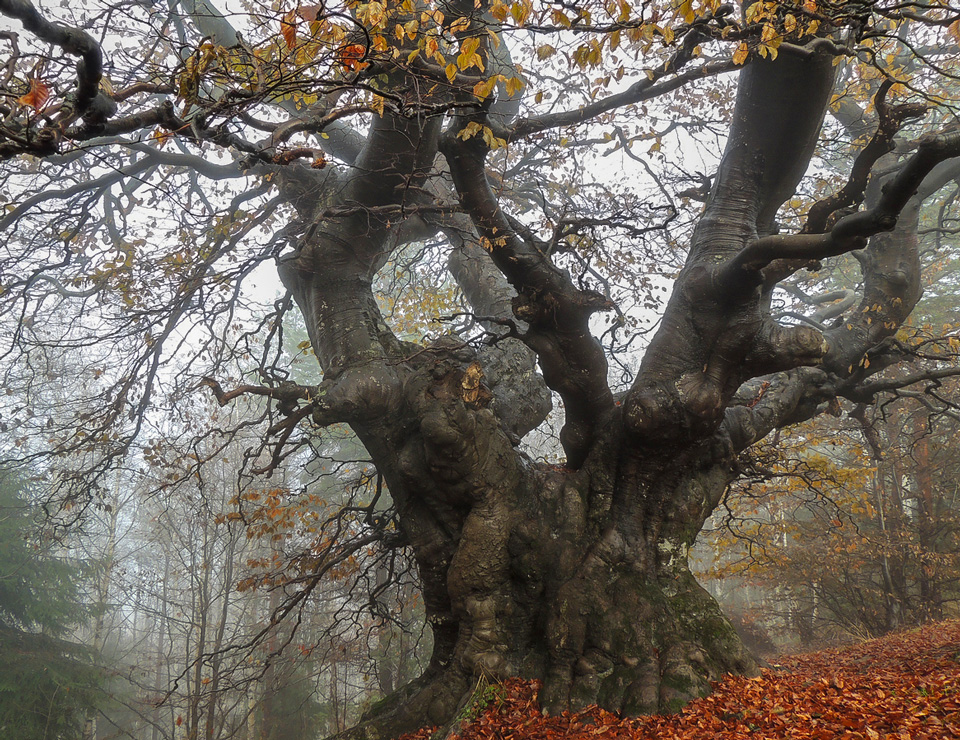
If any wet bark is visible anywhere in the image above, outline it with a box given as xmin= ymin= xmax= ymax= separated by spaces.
xmin=260 ymin=32 xmax=960 ymax=740
xmin=327 ymin=388 xmax=758 ymax=740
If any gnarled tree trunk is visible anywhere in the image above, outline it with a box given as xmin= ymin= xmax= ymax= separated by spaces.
xmin=269 ymin=28 xmax=958 ymax=740
xmin=3 ymin=0 xmax=960 ymax=737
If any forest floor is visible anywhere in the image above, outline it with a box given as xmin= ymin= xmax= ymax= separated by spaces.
xmin=400 ymin=619 xmax=960 ymax=740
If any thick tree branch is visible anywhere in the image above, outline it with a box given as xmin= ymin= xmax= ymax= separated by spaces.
xmin=721 ymin=368 xmax=834 ymax=452
xmin=690 ymin=48 xmax=838 ymax=259
xmin=842 ymin=366 xmax=960 ymax=403
xmin=444 ymin=218 xmax=552 ymax=441
xmin=278 ymin=110 xmax=446 ymax=378
xmin=0 ymin=0 xmax=102 ymax=120
xmin=803 ymin=80 xmax=928 ymax=234
xmin=441 ymin=126 xmax=614 ymax=467
xmin=724 ymin=132 xmax=960 ymax=277
xmin=778 ymin=287 xmax=859 ymax=327
xmin=264 ymin=107 xmax=368 ymax=164
xmin=179 ymin=0 xmax=241 ymax=48
xmin=623 ymin=50 xmax=838 ymax=447
xmin=199 ymin=375 xmax=367 ymax=428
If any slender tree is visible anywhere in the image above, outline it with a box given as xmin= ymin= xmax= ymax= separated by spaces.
xmin=2 ymin=0 xmax=960 ymax=736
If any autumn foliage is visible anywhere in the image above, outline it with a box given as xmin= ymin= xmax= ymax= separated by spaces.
xmin=399 ymin=620 xmax=960 ymax=740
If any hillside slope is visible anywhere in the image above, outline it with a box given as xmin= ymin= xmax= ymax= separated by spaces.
xmin=400 ymin=620 xmax=960 ymax=740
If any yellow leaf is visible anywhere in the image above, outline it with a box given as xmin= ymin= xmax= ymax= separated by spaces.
xmin=481 ymin=125 xmax=506 ymax=149
xmin=456 ymin=121 xmax=482 ymax=140
xmin=490 ymin=0 xmax=508 ymax=22
xmin=473 ymin=76 xmax=498 ymax=100
xmin=449 ymin=16 xmax=471 ymax=33
xmin=151 ymin=127 xmax=172 ymax=149
xmin=460 ymin=36 xmax=480 ymax=57
xmin=365 ymin=0 xmax=385 ymax=26
xmin=949 ymin=20 xmax=960 ymax=43
xmin=446 ymin=62 xmax=458 ymax=82
xmin=733 ymin=42 xmax=749 ymax=65
xmin=511 ymin=0 xmax=531 ymax=25
xmin=457 ymin=36 xmax=483 ymax=71
xmin=536 ymin=44 xmax=556 ymax=60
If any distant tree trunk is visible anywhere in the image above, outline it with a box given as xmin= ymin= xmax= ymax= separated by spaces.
xmin=187 ymin=515 xmax=215 ymax=740
xmin=258 ymin=587 xmax=281 ymax=740
xmin=913 ymin=411 xmax=942 ymax=621
xmin=82 ymin=487 xmax=119 ymax=740
xmin=854 ymin=404 xmax=904 ymax=633
xmin=204 ymin=526 xmax=238 ymax=740
xmin=152 ymin=551 xmax=173 ymax=740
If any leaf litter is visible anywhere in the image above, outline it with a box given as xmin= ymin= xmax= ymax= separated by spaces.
xmin=397 ymin=619 xmax=960 ymax=740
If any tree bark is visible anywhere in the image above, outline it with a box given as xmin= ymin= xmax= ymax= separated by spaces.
xmin=260 ymin=33 xmax=960 ymax=740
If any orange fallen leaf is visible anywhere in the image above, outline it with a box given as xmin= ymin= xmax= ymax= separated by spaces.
xmin=394 ymin=620 xmax=960 ymax=740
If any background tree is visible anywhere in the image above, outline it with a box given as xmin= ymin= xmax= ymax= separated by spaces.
xmin=2 ymin=0 xmax=960 ymax=738
xmin=0 ymin=473 xmax=103 ymax=740
xmin=698 ymin=369 xmax=960 ymax=647
xmin=696 ymin=175 xmax=960 ymax=648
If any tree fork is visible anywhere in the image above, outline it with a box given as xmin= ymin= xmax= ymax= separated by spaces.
xmin=331 ymin=429 xmax=758 ymax=739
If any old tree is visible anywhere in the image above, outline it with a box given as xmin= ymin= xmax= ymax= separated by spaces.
xmin=2 ymin=0 xmax=960 ymax=734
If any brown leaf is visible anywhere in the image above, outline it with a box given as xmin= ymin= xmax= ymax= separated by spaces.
xmin=299 ymin=3 xmax=323 ymax=21
xmin=18 ymin=78 xmax=50 ymax=111
xmin=948 ymin=19 xmax=960 ymax=43
xmin=281 ymin=10 xmax=297 ymax=50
